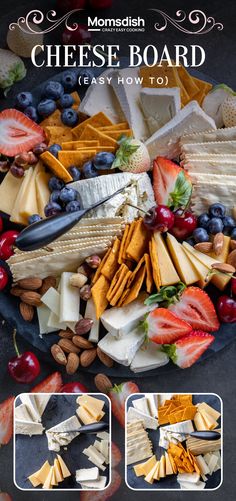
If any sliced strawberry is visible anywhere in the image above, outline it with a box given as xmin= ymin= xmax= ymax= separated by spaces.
xmin=163 ymin=330 xmax=215 ymax=368
xmin=0 ymin=396 xmax=14 ymax=445
xmin=169 ymin=287 xmax=220 ymax=332
xmin=30 ymin=371 xmax=63 ymax=393
xmin=108 ymin=381 xmax=140 ymax=428
xmin=0 ymin=109 xmax=45 ymax=156
xmin=80 ymin=470 xmax=122 ymax=501
xmin=153 ymin=156 xmax=192 ymax=209
xmin=0 ymin=494 xmax=12 ymax=501
xmin=111 ymin=442 xmax=122 ymax=468
xmin=144 ymin=308 xmax=192 ymax=344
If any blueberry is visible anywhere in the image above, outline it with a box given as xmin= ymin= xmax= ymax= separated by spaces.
xmin=82 ymin=161 xmax=98 ymax=179
xmin=68 ymin=165 xmax=81 ymax=181
xmin=44 ymin=202 xmax=62 ymax=217
xmin=222 ymin=216 xmax=236 ymax=232
xmin=60 ymin=187 xmax=77 ymax=203
xmin=61 ymin=70 xmax=77 ymax=92
xmin=231 ymin=228 xmax=236 ymax=239
xmin=37 ymin=99 xmax=57 ymax=117
xmin=197 ymin=213 xmax=210 ymax=229
xmin=58 ymin=94 xmax=74 ymax=109
xmin=185 ymin=237 xmax=195 ymax=247
xmin=24 ymin=106 xmax=39 ymax=122
xmin=77 ymin=69 xmax=94 ymax=87
xmin=15 ymin=92 xmax=33 ymax=110
xmin=48 ymin=177 xmax=65 ymax=192
xmin=48 ymin=143 xmax=62 ymax=158
xmin=193 ymin=227 xmax=209 ymax=243
xmin=50 ymin=190 xmax=61 ymax=204
xmin=43 ymin=80 xmax=64 ymax=100
xmin=61 ymin=108 xmax=78 ymax=127
xmin=65 ymin=200 xmax=81 ymax=212
xmin=208 ymin=217 xmax=224 ymax=235
xmin=209 ymin=203 xmax=226 ymax=218
xmin=28 ymin=214 xmax=42 ymax=225
xmin=93 ymin=152 xmax=115 ymax=170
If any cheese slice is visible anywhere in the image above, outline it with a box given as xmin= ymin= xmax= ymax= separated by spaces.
xmin=98 ymin=328 xmax=145 ymax=366
xmin=77 ymin=405 xmax=102 ymax=425
xmin=199 ymin=409 xmax=218 ymax=430
xmin=28 ymin=467 xmax=42 ymax=487
xmin=37 ymin=305 xmax=56 ymax=335
xmin=20 ymin=394 xmax=41 ymax=422
xmin=144 ymin=461 xmax=158 ymax=484
xmin=59 ymin=272 xmax=80 ymax=323
xmin=140 ymin=87 xmax=181 ymax=134
xmin=83 ymin=445 xmax=106 ymax=465
xmin=159 ymin=455 xmax=166 ymax=478
xmin=35 ymin=170 xmax=51 ymax=218
xmin=130 ymin=341 xmax=169 ymax=373
xmin=166 ymin=233 xmax=199 ymax=284
xmin=15 ymin=403 xmax=32 ymax=422
xmin=79 ymin=475 xmax=107 ymax=489
xmin=177 ymin=472 xmax=200 ymax=484
xmin=42 ymin=466 xmax=53 ymax=489
xmin=194 ymin=411 xmax=207 ymax=431
xmin=88 ymin=457 xmax=106 ymax=471
xmin=20 ymin=162 xmax=42 ymax=219
xmin=76 ymin=467 xmax=99 ymax=482
xmin=165 ymin=452 xmax=173 ymax=475
xmin=10 ymin=167 xmax=33 ymax=224
xmin=0 ymin=171 xmax=23 ymax=215
xmin=138 ymin=455 xmax=157 ymax=477
xmin=41 ymin=286 xmax=60 ymax=315
xmin=153 ymin=461 xmax=160 ymax=481
xmin=34 ymin=395 xmax=51 ymax=417
xmin=47 ymin=310 xmax=67 ymax=331
xmin=197 ymin=402 xmax=221 ymax=421
xmin=35 ymin=461 xmax=51 ymax=484
xmin=182 ymin=245 xmax=210 ymax=287
xmin=51 ymin=467 xmax=58 ymax=486
xmin=179 ymin=480 xmax=206 ymax=490
xmin=77 ymin=395 xmax=105 ymax=412
xmin=146 ymin=395 xmax=158 ymax=418
xmin=127 ymin=407 xmax=158 ymax=429
xmin=53 ymin=459 xmax=64 ymax=483
xmin=57 ymin=455 xmax=71 ymax=478
xmin=153 ymin=232 xmax=180 ymax=286
xmin=133 ymin=397 xmax=151 ymax=416
xmin=194 ymin=455 xmax=210 ymax=475
xmin=85 ymin=298 xmax=100 ymax=343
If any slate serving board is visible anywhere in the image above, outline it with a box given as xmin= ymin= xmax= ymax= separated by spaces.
xmin=126 ymin=393 xmax=222 ymax=490
xmin=14 ymin=393 xmax=110 ymax=490
xmin=0 ymin=61 xmax=235 ymax=376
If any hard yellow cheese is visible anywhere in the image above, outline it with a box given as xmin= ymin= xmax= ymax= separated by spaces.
xmin=33 ymin=460 xmax=51 ymax=485
xmin=57 ymin=455 xmax=71 ymax=478
xmin=165 ymin=452 xmax=173 ymax=475
xmin=28 ymin=470 xmax=42 ymax=487
xmin=77 ymin=395 xmax=105 ymax=412
xmin=182 ymin=245 xmax=210 ymax=287
xmin=158 ymin=455 xmax=166 ymax=478
xmin=0 ymin=171 xmax=23 ymax=215
xmin=20 ymin=162 xmax=42 ymax=219
xmin=166 ymin=233 xmax=199 ymax=284
xmin=35 ymin=171 xmax=51 ymax=218
xmin=53 ymin=458 xmax=64 ymax=483
xmin=153 ymin=232 xmax=180 ymax=286
xmin=144 ymin=461 xmax=158 ymax=484
xmin=10 ymin=168 xmax=33 ymax=225
xmin=42 ymin=466 xmax=53 ymax=489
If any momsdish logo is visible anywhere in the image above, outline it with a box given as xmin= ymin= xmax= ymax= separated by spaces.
xmin=87 ymin=16 xmax=145 ymax=33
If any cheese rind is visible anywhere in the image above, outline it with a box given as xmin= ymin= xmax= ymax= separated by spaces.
xmin=130 ymin=342 xmax=169 ymax=373
xmin=140 ymin=87 xmax=181 ymax=134
xmin=98 ymin=328 xmax=145 ymax=366
xmin=101 ymin=292 xmax=149 ymax=339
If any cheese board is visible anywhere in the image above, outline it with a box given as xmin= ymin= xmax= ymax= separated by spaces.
xmin=126 ymin=393 xmax=222 ymax=490
xmin=0 ymin=60 xmax=236 ymax=377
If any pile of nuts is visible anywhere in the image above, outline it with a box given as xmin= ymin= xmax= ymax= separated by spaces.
xmin=68 ymin=255 xmax=101 ymax=300
xmin=10 ymin=276 xmax=56 ymax=321
xmin=51 ymin=318 xmax=114 ymax=375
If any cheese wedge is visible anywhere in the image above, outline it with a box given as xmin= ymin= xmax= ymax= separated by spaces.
xmin=35 ymin=171 xmax=51 ymax=218
xmin=51 ymin=467 xmax=58 ymax=486
xmin=0 ymin=171 xmax=23 ymax=215
xmin=166 ymin=233 xmax=199 ymax=285
xmin=194 ymin=411 xmax=207 ymax=431
xmin=42 ymin=466 xmax=53 ymax=489
xmin=182 ymin=245 xmax=210 ymax=287
xmin=10 ymin=167 xmax=33 ymax=225
xmin=144 ymin=461 xmax=158 ymax=484
xmin=20 ymin=162 xmax=42 ymax=220
xmin=153 ymin=461 xmax=160 ymax=480
xmin=165 ymin=452 xmax=173 ymax=475
xmin=134 ymin=463 xmax=145 ymax=477
xmin=77 ymin=395 xmax=105 ymax=412
xmin=153 ymin=232 xmax=180 ymax=286
xmin=36 ymin=461 xmax=51 ymax=484
xmin=53 ymin=459 xmax=64 ymax=483
xmin=140 ymin=455 xmax=157 ymax=476
xmin=77 ymin=405 xmax=104 ymax=424
xmin=57 ymin=455 xmax=71 ymax=478
xmin=197 ymin=402 xmax=221 ymax=421
xmin=199 ymin=409 xmax=218 ymax=430
xmin=159 ymin=455 xmax=166 ymax=478
xmin=28 ymin=470 xmax=42 ymax=487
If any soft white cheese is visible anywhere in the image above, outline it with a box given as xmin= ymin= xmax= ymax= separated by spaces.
xmin=76 ymin=467 xmax=99 ymax=482
xmin=20 ymin=395 xmax=41 ymax=422
xmin=101 ymin=292 xmax=149 ymax=339
xmin=60 ymin=272 xmax=80 ymax=323
xmin=46 ymin=416 xmax=80 ymax=451
xmin=85 ymin=298 xmax=100 ymax=343
xmin=14 ymin=404 xmax=35 ymax=422
xmin=127 ymin=406 xmax=158 ymax=429
xmin=130 ymin=341 xmax=169 ymax=372
xmin=132 ymin=397 xmax=151 ymax=416
xmin=37 ymin=304 xmax=56 ymax=335
xmin=140 ymin=87 xmax=181 ymax=134
xmin=79 ymin=476 xmax=107 ymax=490
xmin=98 ymin=327 xmax=145 ymax=366
xmin=15 ymin=419 xmax=44 ymax=435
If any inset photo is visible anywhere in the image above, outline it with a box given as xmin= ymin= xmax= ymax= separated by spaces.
xmin=125 ymin=393 xmax=222 ymax=491
xmin=14 ymin=393 xmax=111 ymax=490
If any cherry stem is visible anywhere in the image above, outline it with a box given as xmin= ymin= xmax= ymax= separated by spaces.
xmin=13 ymin=328 xmax=20 ymax=357
xmin=125 ymin=202 xmax=151 ymax=216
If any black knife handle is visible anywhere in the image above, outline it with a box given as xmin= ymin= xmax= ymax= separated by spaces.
xmin=78 ymin=421 xmax=109 ymax=434
xmin=190 ymin=430 xmax=221 ymax=440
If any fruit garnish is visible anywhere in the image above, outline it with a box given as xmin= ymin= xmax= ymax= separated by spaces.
xmin=170 ymin=210 xmax=197 ymax=240
xmin=0 ymin=493 xmax=13 ymax=501
xmin=0 ymin=396 xmax=14 ymax=445
xmin=209 ymin=202 xmax=226 ymax=219
xmin=0 ymin=109 xmax=45 ymax=156
xmin=0 ymin=230 xmax=19 ymax=261
xmin=143 ymin=307 xmax=192 ymax=344
xmin=163 ymin=330 xmax=215 ymax=368
xmin=112 ymin=137 xmax=151 ymax=173
xmin=30 ymin=371 xmax=63 ymax=393
xmin=202 ymin=84 xmax=234 ymax=127
xmin=93 ymin=152 xmax=115 ymax=170
xmin=231 ymin=277 xmax=236 ymax=297
xmin=143 ymin=205 xmax=174 ymax=232
xmin=108 ymin=381 xmax=140 ymax=428
xmin=8 ymin=329 xmax=40 ymax=383
xmin=217 ymin=295 xmax=236 ymax=323
xmin=60 ymin=382 xmax=88 ymax=393
xmin=0 ymin=49 xmax=26 ymax=95
xmin=153 ymin=156 xmax=192 ymax=210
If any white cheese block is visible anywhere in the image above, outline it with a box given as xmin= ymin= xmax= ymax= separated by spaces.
xmin=130 ymin=341 xmax=169 ymax=373
xmin=37 ymin=305 xmax=56 ymax=335
xmin=98 ymin=327 xmax=145 ymax=366
xmin=96 ymin=431 xmax=110 ymax=441
xmin=179 ymin=480 xmax=206 ymax=490
xmin=177 ymin=472 xmax=200 ymax=484
xmin=111 ymin=68 xmax=149 ymax=140
xmin=20 ymin=395 xmax=41 ymax=422
xmin=101 ymin=292 xmax=149 ymax=339
xmin=79 ymin=68 xmax=125 ymax=123
xmin=88 ymin=457 xmax=106 ymax=471
xmin=14 ymin=404 xmax=33 ymax=422
xmin=133 ymin=397 xmax=151 ymax=416
xmin=59 ymin=272 xmax=80 ymax=323
xmin=83 ymin=445 xmax=106 ymax=465
xmin=41 ymin=287 xmax=60 ymax=315
xmin=76 ymin=467 xmax=99 ymax=482
xmin=127 ymin=407 xmax=158 ymax=430
xmin=140 ymin=87 xmax=181 ymax=134
xmin=46 ymin=416 xmax=80 ymax=451
xmin=34 ymin=395 xmax=51 ymax=417
xmin=85 ymin=298 xmax=100 ymax=343
xmin=146 ymin=394 xmax=158 ymax=418
xmin=47 ymin=310 xmax=67 ymax=331
xmin=207 ymin=454 xmax=219 ymax=475
xmin=194 ymin=455 xmax=210 ymax=475
xmin=181 ymin=140 xmax=236 ymax=156
xmin=145 ymin=100 xmax=216 ymax=160
xmin=15 ymin=419 xmax=44 ymax=435
xmin=0 ymin=171 xmax=23 ymax=215
xmin=80 ymin=475 xmax=107 ymax=490
xmin=180 ymin=125 xmax=236 ymax=145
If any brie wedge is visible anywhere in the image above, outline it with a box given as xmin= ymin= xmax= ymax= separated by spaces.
xmin=140 ymin=87 xmax=181 ymax=134
xmin=46 ymin=416 xmax=80 ymax=451
xmin=15 ymin=419 xmax=44 ymax=435
xmin=101 ymin=292 xmax=150 ymax=339
xmin=127 ymin=407 xmax=158 ymax=429
xmin=98 ymin=327 xmax=145 ymax=366
xmin=14 ymin=403 xmax=33 ymax=422
xmin=130 ymin=341 xmax=169 ymax=373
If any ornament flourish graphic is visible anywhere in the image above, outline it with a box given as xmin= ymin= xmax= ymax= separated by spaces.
xmin=150 ymin=9 xmax=224 ymax=35
xmin=9 ymin=9 xmax=81 ymax=34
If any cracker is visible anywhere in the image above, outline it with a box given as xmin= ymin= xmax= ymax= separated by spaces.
xmin=106 ymin=263 xmax=128 ymax=302
xmin=98 ymin=122 xmax=129 ymax=131
xmin=45 ymin=126 xmax=73 ymax=146
xmin=71 ymin=91 xmax=81 ymax=108
xmin=125 ymin=219 xmax=150 ymax=262
xmin=40 ymin=151 xmax=73 ymax=183
xmin=118 ymin=225 xmax=130 ymax=264
xmin=121 ymin=262 xmax=146 ymax=306
xmin=192 ymin=77 xmax=213 ymax=105
xmin=102 ymin=129 xmax=133 ymax=140
xmin=91 ymin=275 xmax=110 ymax=319
xmin=123 ymin=221 xmax=136 ymax=260
xmin=40 ymin=109 xmax=62 ymax=128
xmin=72 ymin=112 xmax=113 ymax=138
xmin=79 ymin=125 xmax=118 ymax=147
xmin=145 ymin=253 xmax=153 ymax=293
xmin=62 ymin=140 xmax=99 ymax=150
xmin=149 ymin=238 xmax=161 ymax=291
xmin=127 ymin=255 xmax=146 ymax=288
xmin=109 ymin=268 xmax=132 ymax=306
xmin=58 ymin=150 xmax=97 ymax=168
xmin=101 ymin=237 xmax=121 ymax=280
xmin=177 ymin=65 xmax=200 ymax=98
xmin=92 ymin=248 xmax=111 ymax=285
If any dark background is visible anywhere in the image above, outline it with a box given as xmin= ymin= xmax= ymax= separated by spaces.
xmin=0 ymin=0 xmax=236 ymax=500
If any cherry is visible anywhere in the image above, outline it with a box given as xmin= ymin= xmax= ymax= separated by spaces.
xmin=62 ymin=24 xmax=92 ymax=45
xmin=0 ymin=215 xmax=3 ymax=233
xmin=0 ymin=230 xmax=19 ymax=261
xmin=144 ymin=205 xmax=174 ymax=232
xmin=60 ymin=382 xmax=88 ymax=393
xmin=217 ymin=295 xmax=236 ymax=323
xmin=231 ymin=277 xmax=236 ymax=297
xmin=8 ymin=330 xmax=41 ymax=383
xmin=170 ymin=210 xmax=197 ymax=241
xmin=89 ymin=0 xmax=113 ymax=7
xmin=0 ymin=267 xmax=9 ymax=290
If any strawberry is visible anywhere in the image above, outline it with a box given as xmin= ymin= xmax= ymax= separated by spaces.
xmin=169 ymin=287 xmax=220 ymax=332
xmin=0 ymin=494 xmax=12 ymax=501
xmin=111 ymin=442 xmax=122 ymax=468
xmin=0 ymin=109 xmax=45 ymax=156
xmin=144 ymin=308 xmax=192 ymax=344
xmin=0 ymin=396 xmax=14 ymax=445
xmin=153 ymin=156 xmax=192 ymax=209
xmin=108 ymin=381 xmax=140 ymax=428
xmin=80 ymin=470 xmax=122 ymax=501
xmin=112 ymin=137 xmax=150 ymax=173
xmin=222 ymin=94 xmax=236 ymax=127
xmin=163 ymin=330 xmax=215 ymax=368
xmin=30 ymin=371 xmax=63 ymax=393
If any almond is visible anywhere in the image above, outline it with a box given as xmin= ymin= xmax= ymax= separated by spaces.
xmin=20 ymin=291 xmax=42 ymax=307
xmin=10 ymin=286 xmax=25 ymax=297
xmin=230 ymin=240 xmax=236 ymax=250
xmin=97 ymin=347 xmax=114 ymax=368
xmin=58 ymin=328 xmax=74 ymax=339
xmin=17 ymin=277 xmax=43 ymax=290
xmin=72 ymin=335 xmax=94 ymax=349
xmin=213 ymin=232 xmax=224 ymax=256
xmin=51 ymin=344 xmax=67 ymax=365
xmin=58 ymin=338 xmax=81 ymax=354
xmin=66 ymin=353 xmax=80 ymax=375
xmin=39 ymin=276 xmax=57 ymax=296
xmin=80 ymin=348 xmax=97 ymax=367
xmin=227 ymin=249 xmax=236 ymax=268
xmin=194 ymin=242 xmax=213 ymax=253
xmin=19 ymin=302 xmax=34 ymax=322
xmin=75 ymin=318 xmax=93 ymax=336
xmin=211 ymin=262 xmax=235 ymax=273
xmin=94 ymin=373 xmax=113 ymax=394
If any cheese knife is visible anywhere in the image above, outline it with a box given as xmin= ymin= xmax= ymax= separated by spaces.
xmin=164 ymin=430 xmax=221 ymax=441
xmin=48 ymin=421 xmax=109 ymax=435
xmin=15 ymin=183 xmax=131 ymax=251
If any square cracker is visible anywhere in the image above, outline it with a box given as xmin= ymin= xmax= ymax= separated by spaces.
xmin=106 ymin=263 xmax=129 ymax=302
xmin=45 ymin=126 xmax=73 ymax=146
xmin=79 ymin=125 xmax=118 ymax=147
xmin=72 ymin=112 xmax=113 ymax=139
xmin=125 ymin=219 xmax=150 ymax=262
xmin=40 ymin=151 xmax=73 ymax=183
xmin=40 ymin=109 xmax=62 ymax=128
xmin=58 ymin=150 xmax=97 ymax=168
xmin=62 ymin=140 xmax=99 ymax=150
xmin=91 ymin=274 xmax=110 ymax=319
xmin=121 ymin=262 xmax=146 ymax=306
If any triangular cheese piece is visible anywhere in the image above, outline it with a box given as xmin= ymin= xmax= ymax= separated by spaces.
xmin=0 ymin=170 xmax=24 ymax=216
xmin=35 ymin=170 xmax=51 ymax=218
xmin=198 ymin=409 xmax=218 ymax=430
xmin=165 ymin=452 xmax=173 ymax=475
xmin=20 ymin=162 xmax=43 ymax=220
xmin=53 ymin=459 xmax=64 ymax=483
xmin=50 ymin=466 xmax=58 ymax=486
xmin=153 ymin=460 xmax=160 ymax=480
xmin=159 ymin=455 xmax=166 ymax=478
xmin=10 ymin=167 xmax=33 ymax=225
xmin=36 ymin=461 xmax=51 ymax=484
xmin=153 ymin=232 xmax=180 ymax=286
xmin=28 ymin=469 xmax=42 ymax=487
xmin=144 ymin=461 xmax=158 ymax=484
xmin=182 ymin=245 xmax=210 ymax=287
xmin=166 ymin=233 xmax=199 ymax=284
xmin=42 ymin=466 xmax=53 ymax=489
xmin=57 ymin=455 xmax=71 ymax=478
